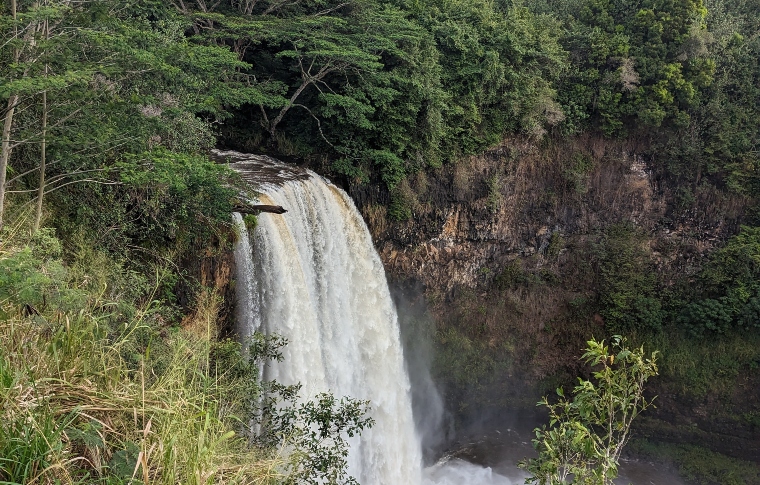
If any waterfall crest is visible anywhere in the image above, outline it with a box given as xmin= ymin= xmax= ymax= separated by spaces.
xmin=234 ymin=172 xmax=423 ymax=484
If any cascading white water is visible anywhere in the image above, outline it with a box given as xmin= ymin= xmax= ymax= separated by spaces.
xmin=233 ymin=212 xmax=260 ymax=339
xmin=231 ymin=155 xmax=515 ymax=485
xmin=235 ymin=173 xmax=422 ymax=484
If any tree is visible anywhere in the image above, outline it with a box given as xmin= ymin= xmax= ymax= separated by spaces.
xmin=174 ymin=0 xmax=568 ymax=193
xmin=678 ymin=226 xmax=760 ymax=336
xmin=1 ymin=0 xmax=99 ymax=231
xmin=0 ymin=0 xmax=39 ymax=231
xmin=1 ymin=0 xmax=266 ymax=242
xmin=33 ymin=3 xmax=51 ymax=233
xmin=259 ymin=13 xmax=384 ymax=142
xmin=520 ymin=336 xmax=659 ymax=485
xmin=227 ymin=333 xmax=375 ymax=485
xmin=551 ymin=0 xmax=713 ymax=135
xmin=656 ymin=0 xmax=760 ymax=197
xmin=400 ymin=0 xmax=568 ymax=148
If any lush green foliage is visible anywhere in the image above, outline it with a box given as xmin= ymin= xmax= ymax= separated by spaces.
xmin=256 ymin=384 xmax=374 ymax=485
xmin=143 ymin=0 xmax=758 ymax=226
xmin=583 ymin=221 xmax=760 ymax=340
xmin=630 ymin=440 xmax=760 ymax=485
xmin=677 ymin=226 xmax=760 ymax=335
xmin=1 ymin=4 xmax=383 ymax=483
xmin=155 ymin=0 xmax=567 ymax=198
xmin=594 ymin=223 xmax=664 ymax=334
xmin=3 ymin=0 xmax=760 ymax=480
xmin=0 ymin=228 xmax=274 ymax=484
xmin=654 ymin=0 xmax=760 ymax=196
xmin=0 ymin=228 xmax=373 ymax=484
xmin=4 ymin=0 xmax=757 ymax=223
xmin=520 ymin=336 xmax=659 ymax=485
xmin=0 ymin=0 xmax=253 ymax=242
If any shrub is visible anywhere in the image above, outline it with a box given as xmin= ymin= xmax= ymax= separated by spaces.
xmin=678 ymin=298 xmax=735 ymax=336
xmin=520 ymin=336 xmax=659 ymax=485
xmin=678 ymin=226 xmax=760 ymax=336
xmin=1 ymin=228 xmax=372 ymax=485
xmin=595 ymin=223 xmax=663 ymax=334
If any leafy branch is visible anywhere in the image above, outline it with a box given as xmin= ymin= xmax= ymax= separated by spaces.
xmin=520 ymin=336 xmax=659 ymax=485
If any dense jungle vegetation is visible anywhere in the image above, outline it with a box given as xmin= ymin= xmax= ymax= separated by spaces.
xmin=1 ymin=0 xmax=759 ymax=482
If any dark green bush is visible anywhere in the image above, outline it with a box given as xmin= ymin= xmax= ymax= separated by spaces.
xmin=595 ymin=223 xmax=663 ymax=334
xmin=679 ymin=226 xmax=760 ymax=336
xmin=678 ymin=298 xmax=735 ymax=337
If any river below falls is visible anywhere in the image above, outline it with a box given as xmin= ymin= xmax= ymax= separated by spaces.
xmin=430 ymin=417 xmax=689 ymax=485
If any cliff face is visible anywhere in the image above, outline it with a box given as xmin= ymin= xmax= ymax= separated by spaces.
xmin=177 ymin=233 xmax=237 ymax=335
xmin=348 ymin=134 xmax=758 ymax=461
xmin=202 ymin=144 xmax=758 ymax=461
xmin=356 ymin=135 xmax=743 ymax=292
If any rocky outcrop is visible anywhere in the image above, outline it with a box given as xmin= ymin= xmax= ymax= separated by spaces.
xmin=354 ymin=136 xmax=744 ymax=294
xmin=176 ymin=233 xmax=237 ymax=335
xmin=203 ymin=145 xmax=758 ymax=463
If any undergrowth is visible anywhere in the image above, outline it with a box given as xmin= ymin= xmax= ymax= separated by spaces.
xmin=643 ymin=331 xmax=760 ymax=398
xmin=629 ymin=440 xmax=760 ymax=485
xmin=0 ymin=219 xmax=281 ymax=484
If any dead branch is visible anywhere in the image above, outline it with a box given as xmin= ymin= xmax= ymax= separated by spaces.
xmin=233 ymin=204 xmax=288 ymax=215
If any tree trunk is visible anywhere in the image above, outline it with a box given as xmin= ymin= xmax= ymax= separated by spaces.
xmin=0 ymin=0 xmax=18 ymax=232
xmin=268 ymin=77 xmax=312 ymax=141
xmin=0 ymin=95 xmax=17 ymax=233
xmin=34 ymin=90 xmax=47 ymax=232
xmin=34 ymin=17 xmax=49 ymax=233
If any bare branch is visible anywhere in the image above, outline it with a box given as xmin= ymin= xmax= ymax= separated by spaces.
xmin=263 ymin=0 xmax=302 ymax=16
xmin=9 ymin=108 xmax=82 ymax=150
xmin=43 ymin=178 xmax=121 ymax=195
xmin=168 ymin=0 xmax=189 ymax=13
xmin=312 ymin=2 xmax=350 ymax=17
xmin=12 ymin=179 xmax=122 ymax=214
xmin=293 ymin=103 xmax=333 ymax=148
xmin=6 ymin=167 xmax=112 ymax=190
xmin=5 ymin=159 xmax=62 ymax=185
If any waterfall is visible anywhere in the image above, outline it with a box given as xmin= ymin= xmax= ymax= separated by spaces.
xmin=232 ymin=212 xmax=260 ymax=339
xmin=229 ymin=151 xmax=515 ymax=485
xmin=234 ymin=172 xmax=422 ymax=484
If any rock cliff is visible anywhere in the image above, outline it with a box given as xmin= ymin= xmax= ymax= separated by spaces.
xmin=347 ymin=135 xmax=758 ymax=462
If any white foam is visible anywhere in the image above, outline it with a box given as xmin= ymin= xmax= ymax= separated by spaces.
xmin=424 ymin=458 xmax=517 ymax=485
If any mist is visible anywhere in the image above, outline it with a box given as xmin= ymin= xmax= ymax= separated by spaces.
xmin=391 ymin=280 xmax=525 ymax=485
xmin=391 ymin=280 xmax=449 ymax=463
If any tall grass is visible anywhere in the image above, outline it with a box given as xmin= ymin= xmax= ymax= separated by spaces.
xmin=0 ymin=225 xmax=282 ymax=484
xmin=630 ymin=440 xmax=760 ymax=485
xmin=644 ymin=330 xmax=760 ymax=398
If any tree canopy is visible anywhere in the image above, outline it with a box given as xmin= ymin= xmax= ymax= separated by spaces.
xmin=3 ymin=0 xmax=757 ymax=227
